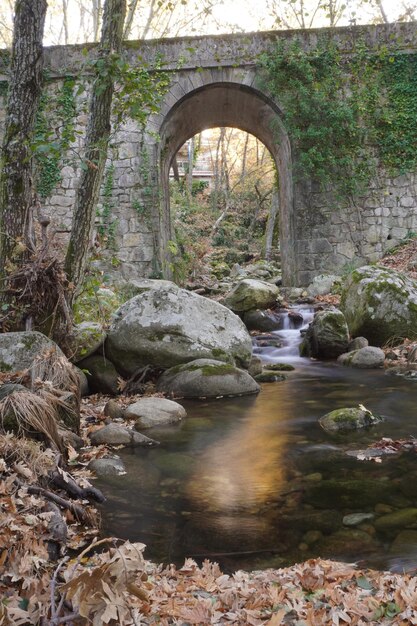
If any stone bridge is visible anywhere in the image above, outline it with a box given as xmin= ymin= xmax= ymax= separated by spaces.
xmin=1 ymin=22 xmax=417 ymax=286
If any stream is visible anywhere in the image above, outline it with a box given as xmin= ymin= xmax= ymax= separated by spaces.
xmin=96 ymin=308 xmax=417 ymax=573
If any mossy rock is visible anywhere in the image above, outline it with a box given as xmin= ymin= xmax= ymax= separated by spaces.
xmin=319 ymin=407 xmax=383 ymax=433
xmin=78 ymin=354 xmax=119 ymax=395
xmin=255 ymin=371 xmax=287 ymax=383
xmin=0 ymin=331 xmax=66 ymax=373
xmin=156 ymin=358 xmax=260 ymax=399
xmin=374 ymin=508 xmax=417 ymax=532
xmin=341 ymin=266 xmax=417 ymax=346
xmin=300 ymin=309 xmax=349 ymax=359
xmin=264 ymin=363 xmax=295 ymax=371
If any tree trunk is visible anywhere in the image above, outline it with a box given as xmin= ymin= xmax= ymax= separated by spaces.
xmin=124 ymin=0 xmax=140 ymax=37
xmin=0 ymin=0 xmax=47 ymax=287
xmin=64 ymin=0 xmax=126 ymax=297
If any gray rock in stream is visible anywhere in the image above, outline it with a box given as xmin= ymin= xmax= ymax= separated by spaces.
xmin=338 ymin=346 xmax=385 ymax=369
xmin=126 ymin=397 xmax=186 ymax=428
xmin=89 ymin=423 xmax=158 ymax=447
xmin=156 ymin=358 xmax=260 ymax=398
xmin=106 ymin=285 xmax=253 ymax=376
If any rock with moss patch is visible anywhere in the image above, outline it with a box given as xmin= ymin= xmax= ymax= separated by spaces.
xmin=73 ymin=321 xmax=106 ymax=362
xmin=126 ymin=397 xmax=186 ymax=428
xmin=255 ymin=371 xmax=286 ymax=383
xmin=224 ymin=279 xmax=280 ymax=313
xmin=106 ymin=286 xmax=252 ymax=376
xmin=338 ymin=346 xmax=385 ymax=369
xmin=264 ymin=363 xmax=295 ymax=371
xmin=77 ymin=355 xmax=119 ymax=395
xmin=341 ymin=266 xmax=417 ymax=346
xmin=300 ymin=309 xmax=349 ymax=359
xmin=156 ymin=358 xmax=260 ymax=399
xmin=0 ymin=331 xmax=65 ymax=373
xmin=319 ymin=407 xmax=382 ymax=433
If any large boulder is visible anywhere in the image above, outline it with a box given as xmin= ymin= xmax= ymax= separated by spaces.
xmin=106 ymin=286 xmax=253 ymax=376
xmin=300 ymin=309 xmax=349 ymax=359
xmin=0 ymin=331 xmax=65 ymax=373
xmin=341 ymin=266 xmax=417 ymax=346
xmin=156 ymin=358 xmax=260 ymax=399
xmin=223 ymin=279 xmax=280 ymax=312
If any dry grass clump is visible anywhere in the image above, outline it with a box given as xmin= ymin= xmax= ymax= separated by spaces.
xmin=0 ymin=388 xmax=64 ymax=452
xmin=0 ymin=431 xmax=55 ymax=479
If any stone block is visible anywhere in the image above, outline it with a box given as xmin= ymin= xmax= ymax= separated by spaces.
xmin=400 ymin=196 xmax=415 ymax=208
xmin=311 ymin=239 xmax=333 ymax=254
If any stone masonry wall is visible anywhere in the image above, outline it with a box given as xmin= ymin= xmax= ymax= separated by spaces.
xmin=0 ymin=22 xmax=416 ymax=286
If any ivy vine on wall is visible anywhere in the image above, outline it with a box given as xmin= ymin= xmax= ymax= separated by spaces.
xmin=259 ymin=41 xmax=417 ymax=197
xmin=33 ymin=76 xmax=77 ymax=198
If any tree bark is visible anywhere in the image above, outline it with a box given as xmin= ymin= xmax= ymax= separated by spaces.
xmin=64 ymin=0 xmax=126 ymax=297
xmin=0 ymin=0 xmax=47 ymax=288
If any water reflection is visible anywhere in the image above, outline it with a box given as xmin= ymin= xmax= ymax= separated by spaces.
xmin=97 ymin=363 xmax=417 ymax=573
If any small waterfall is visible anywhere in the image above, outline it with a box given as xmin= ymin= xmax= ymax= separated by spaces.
xmin=253 ymin=306 xmax=314 ymax=364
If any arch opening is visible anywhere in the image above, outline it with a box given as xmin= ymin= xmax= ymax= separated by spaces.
xmin=158 ymin=82 xmax=296 ymax=285
xmin=169 ymin=128 xmax=279 ymax=281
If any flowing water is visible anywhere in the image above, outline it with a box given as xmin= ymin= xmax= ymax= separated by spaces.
xmin=96 ymin=308 xmax=417 ymax=573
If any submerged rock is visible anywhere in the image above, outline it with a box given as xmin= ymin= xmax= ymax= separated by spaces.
xmin=338 ymin=346 xmax=385 ymax=369
xmin=319 ymin=407 xmax=382 ymax=433
xmin=341 ymin=265 xmax=417 ymax=345
xmin=224 ymin=279 xmax=280 ymax=313
xmin=300 ymin=309 xmax=349 ymax=359
xmin=126 ymin=397 xmax=186 ymax=429
xmin=156 ymin=358 xmax=260 ymax=399
xmin=374 ymin=508 xmax=417 ymax=532
xmin=106 ymin=286 xmax=253 ymax=376
xmin=317 ymin=529 xmax=378 ymax=557
xmin=304 ymin=479 xmax=397 ymax=509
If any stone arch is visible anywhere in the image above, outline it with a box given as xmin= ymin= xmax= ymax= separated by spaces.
xmin=158 ymin=81 xmax=296 ymax=285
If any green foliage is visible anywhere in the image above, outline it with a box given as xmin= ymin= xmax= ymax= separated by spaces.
xmin=259 ymin=42 xmax=367 ymax=196
xmin=33 ymin=77 xmax=77 ymax=198
xmin=96 ymin=164 xmax=118 ymax=250
xmin=259 ymin=42 xmax=417 ymax=196
xmin=373 ymin=53 xmax=417 ymax=173
xmin=91 ymin=52 xmax=170 ymax=130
